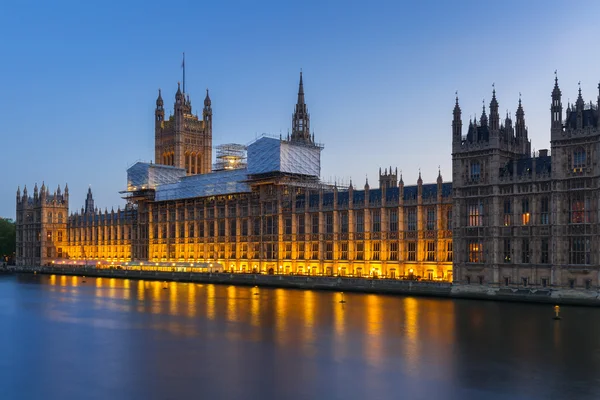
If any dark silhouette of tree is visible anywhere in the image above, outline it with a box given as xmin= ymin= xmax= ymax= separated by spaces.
xmin=0 ymin=218 xmax=16 ymax=265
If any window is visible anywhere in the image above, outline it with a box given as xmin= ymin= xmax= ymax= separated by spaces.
xmin=446 ymin=242 xmax=453 ymax=262
xmin=503 ymin=239 xmax=511 ymax=263
xmin=407 ymin=242 xmax=416 ymax=261
xmin=389 ymin=242 xmax=398 ymax=261
xmin=541 ymin=238 xmax=549 ymax=264
xmin=325 ymin=213 xmax=333 ymax=234
xmin=573 ymin=148 xmax=586 ymax=170
xmin=504 ymin=277 xmax=510 ymax=286
xmin=522 ymin=277 xmax=528 ymax=287
xmin=57 ymin=213 xmax=63 ymax=223
xmin=569 ymin=279 xmax=575 ymax=289
xmin=340 ymin=212 xmax=349 ymax=233
xmin=297 ymin=215 xmax=305 ymax=235
xmin=285 ymin=244 xmax=292 ymax=259
xmin=298 ymin=243 xmax=305 ymax=259
xmin=503 ymin=199 xmax=512 ymax=226
xmin=426 ymin=241 xmax=435 ymax=261
xmin=541 ymin=278 xmax=548 ymax=288
xmin=57 ymin=231 xmax=63 ymax=242
xmin=522 ymin=239 xmax=530 ymax=263
xmin=311 ymin=242 xmax=319 ymax=260
xmin=241 ymin=243 xmax=248 ymax=259
xmin=468 ymin=240 xmax=483 ymax=263
xmin=355 ymin=211 xmax=364 ymax=233
xmin=521 ymin=198 xmax=530 ymax=225
xmin=47 ymin=231 xmax=52 ymax=240
xmin=311 ymin=214 xmax=319 ymax=234
xmin=446 ymin=209 xmax=453 ymax=230
xmin=355 ymin=242 xmax=364 ymax=260
xmin=470 ymin=161 xmax=481 ymax=181
xmin=540 ymin=197 xmax=549 ymax=225
xmin=47 ymin=212 xmax=52 ymax=223
xmin=407 ymin=209 xmax=416 ymax=231
xmin=388 ymin=209 xmax=398 ymax=232
xmin=340 ymin=242 xmax=348 ymax=260
xmin=570 ymin=194 xmax=590 ymax=224
xmin=570 ymin=237 xmax=590 ymax=264
xmin=218 ymin=220 xmax=226 ymax=236
xmin=426 ymin=208 xmax=435 ymax=231
xmin=325 ymin=242 xmax=333 ymax=260
xmin=371 ymin=210 xmax=381 ymax=232
xmin=467 ymin=201 xmax=483 ymax=227
xmin=371 ymin=242 xmax=380 ymax=260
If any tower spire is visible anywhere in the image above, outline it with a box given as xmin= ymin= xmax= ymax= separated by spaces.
xmin=291 ymin=71 xmax=311 ymax=144
xmin=298 ymin=70 xmax=305 ymax=105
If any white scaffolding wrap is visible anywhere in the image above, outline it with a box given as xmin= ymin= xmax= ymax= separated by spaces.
xmin=127 ymin=163 xmax=186 ymax=191
xmin=247 ymin=137 xmax=321 ymax=177
xmin=154 ymin=168 xmax=251 ymax=201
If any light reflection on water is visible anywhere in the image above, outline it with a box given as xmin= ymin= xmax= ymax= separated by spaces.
xmin=0 ymin=274 xmax=599 ymax=400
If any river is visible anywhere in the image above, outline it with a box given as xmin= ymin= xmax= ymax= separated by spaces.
xmin=0 ymin=273 xmax=599 ymax=399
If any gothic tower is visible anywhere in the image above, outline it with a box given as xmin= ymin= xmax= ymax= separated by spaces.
xmin=291 ymin=72 xmax=313 ymax=144
xmin=154 ymin=57 xmax=212 ymax=175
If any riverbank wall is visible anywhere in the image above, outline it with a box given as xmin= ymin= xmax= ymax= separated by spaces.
xmin=9 ymin=266 xmax=600 ymax=306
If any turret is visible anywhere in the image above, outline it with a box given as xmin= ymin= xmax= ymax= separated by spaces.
xmin=16 ymin=186 xmax=20 ymax=204
xmin=575 ymin=83 xmax=584 ymax=129
xmin=84 ymin=186 xmax=94 ymax=215
xmin=452 ymin=94 xmax=462 ymax=144
xmin=155 ymin=89 xmax=164 ymax=123
xmin=291 ymin=72 xmax=312 ymax=144
xmin=551 ymin=73 xmax=562 ymax=132
xmin=489 ymin=86 xmax=500 ymax=132
xmin=64 ymin=183 xmax=69 ymax=201
xmin=33 ymin=183 xmax=38 ymax=201
xmin=203 ymin=89 xmax=212 ymax=131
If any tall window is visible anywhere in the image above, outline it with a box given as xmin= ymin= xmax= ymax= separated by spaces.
xmin=503 ymin=199 xmax=512 ymax=226
xmin=571 ymin=194 xmax=590 ymax=224
xmin=285 ymin=244 xmax=292 ymax=259
xmin=340 ymin=212 xmax=349 ymax=233
xmin=284 ymin=217 xmax=292 ymax=235
xmin=371 ymin=210 xmax=381 ymax=232
xmin=297 ymin=215 xmax=305 ymax=234
xmin=407 ymin=209 xmax=416 ymax=231
xmin=325 ymin=213 xmax=333 ymax=234
xmin=355 ymin=211 xmax=364 ymax=233
xmin=521 ymin=198 xmax=530 ymax=225
xmin=311 ymin=242 xmax=319 ymax=259
xmin=503 ymin=239 xmax=511 ymax=263
xmin=468 ymin=240 xmax=483 ymax=263
xmin=570 ymin=237 xmax=590 ymax=264
xmin=388 ymin=209 xmax=398 ymax=232
xmin=541 ymin=238 xmax=549 ymax=264
xmin=573 ymin=148 xmax=586 ymax=170
xmin=522 ymin=239 xmax=530 ymax=263
xmin=540 ymin=197 xmax=549 ymax=225
xmin=311 ymin=214 xmax=319 ymax=234
xmin=372 ymin=242 xmax=380 ymax=260
xmin=407 ymin=242 xmax=416 ymax=261
xmin=298 ymin=243 xmax=305 ymax=259
xmin=389 ymin=242 xmax=398 ymax=261
xmin=426 ymin=241 xmax=435 ymax=261
xmin=467 ymin=201 xmax=483 ymax=227
xmin=325 ymin=242 xmax=333 ymax=260
xmin=355 ymin=242 xmax=364 ymax=260
xmin=340 ymin=242 xmax=348 ymax=260
xmin=470 ymin=161 xmax=481 ymax=181
xmin=446 ymin=242 xmax=453 ymax=262
xmin=446 ymin=209 xmax=452 ymax=230
xmin=426 ymin=208 xmax=436 ymax=231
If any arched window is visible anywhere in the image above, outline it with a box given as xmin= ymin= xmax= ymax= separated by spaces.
xmin=47 ymin=212 xmax=52 ymax=223
xmin=573 ymin=148 xmax=586 ymax=170
xmin=58 ymin=213 xmax=63 ymax=223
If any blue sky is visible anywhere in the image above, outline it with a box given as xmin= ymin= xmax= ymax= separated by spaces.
xmin=1 ymin=0 xmax=599 ymax=218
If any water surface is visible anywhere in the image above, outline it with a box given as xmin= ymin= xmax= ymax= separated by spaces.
xmin=0 ymin=274 xmax=599 ymax=400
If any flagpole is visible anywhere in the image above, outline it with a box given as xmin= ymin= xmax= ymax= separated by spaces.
xmin=182 ymin=52 xmax=186 ymax=94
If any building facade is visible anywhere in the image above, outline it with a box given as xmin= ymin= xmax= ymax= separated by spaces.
xmin=16 ymin=73 xmax=453 ymax=280
xmin=453 ymin=77 xmax=600 ymax=290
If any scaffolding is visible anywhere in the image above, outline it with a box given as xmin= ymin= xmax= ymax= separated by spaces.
xmin=213 ymin=143 xmax=247 ymax=171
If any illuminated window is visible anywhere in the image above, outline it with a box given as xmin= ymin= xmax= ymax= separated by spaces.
xmin=298 ymin=243 xmax=305 ymax=259
xmin=371 ymin=242 xmax=380 ymax=260
xmin=468 ymin=240 xmax=483 ymax=263
xmin=326 ymin=213 xmax=334 ymax=234
xmin=340 ymin=242 xmax=348 ymax=260
xmin=467 ymin=201 xmax=483 ymax=226
xmin=521 ymin=198 xmax=530 ymax=225
xmin=355 ymin=212 xmax=364 ymax=233
xmin=407 ymin=242 xmax=416 ymax=261
xmin=503 ymin=199 xmax=512 ymax=226
xmin=311 ymin=242 xmax=319 ymax=259
xmin=311 ymin=214 xmax=319 ymax=234
xmin=426 ymin=241 xmax=435 ymax=261
xmin=389 ymin=242 xmax=398 ymax=261
xmin=325 ymin=242 xmax=333 ymax=260
xmin=284 ymin=217 xmax=292 ymax=235
xmin=355 ymin=242 xmax=364 ymax=260
xmin=446 ymin=242 xmax=453 ymax=262
xmin=570 ymin=194 xmax=590 ymax=224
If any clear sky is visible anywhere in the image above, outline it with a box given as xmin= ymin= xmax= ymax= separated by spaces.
xmin=1 ymin=0 xmax=599 ymax=218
